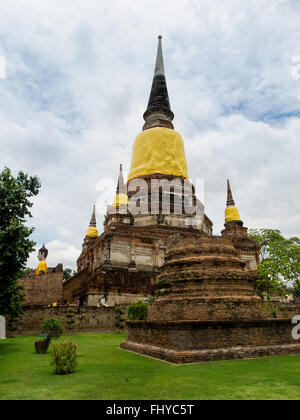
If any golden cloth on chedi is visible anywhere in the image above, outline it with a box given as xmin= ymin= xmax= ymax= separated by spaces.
xmin=128 ymin=127 xmax=188 ymax=181
xmin=113 ymin=194 xmax=129 ymax=207
xmin=225 ymin=206 xmax=242 ymax=223
xmin=86 ymin=226 xmax=99 ymax=238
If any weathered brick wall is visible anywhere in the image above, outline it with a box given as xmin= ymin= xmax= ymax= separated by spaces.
xmin=8 ymin=305 xmax=128 ymax=337
xmin=126 ymin=319 xmax=299 ymax=350
xmin=122 ymin=319 xmax=300 ymax=363
xmin=20 ymin=269 xmax=64 ymax=306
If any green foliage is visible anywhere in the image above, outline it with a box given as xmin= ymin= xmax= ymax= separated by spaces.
xmin=1 ymin=281 xmax=25 ymax=331
xmin=127 ymin=301 xmax=148 ymax=321
xmin=18 ymin=267 xmax=33 ymax=278
xmin=249 ymin=229 xmax=300 ymax=314
xmin=115 ymin=306 xmax=125 ymax=332
xmin=66 ymin=308 xmax=76 ymax=332
xmin=50 ymin=341 xmax=79 ymax=375
xmin=41 ymin=318 xmax=65 ymax=343
xmin=0 ymin=167 xmax=40 ymax=318
xmin=249 ymin=229 xmax=300 ymax=290
xmin=63 ymin=269 xmax=76 ymax=282
xmin=292 ymin=280 xmax=300 ymax=298
xmin=248 ymin=229 xmax=285 ymax=262
xmin=147 ymin=296 xmax=155 ymax=303
xmin=1 ymin=269 xmax=33 ymax=330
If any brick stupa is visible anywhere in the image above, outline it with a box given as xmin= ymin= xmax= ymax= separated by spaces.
xmin=121 ymin=232 xmax=300 ymax=363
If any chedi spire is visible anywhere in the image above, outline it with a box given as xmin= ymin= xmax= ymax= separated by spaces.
xmin=86 ymin=205 xmax=99 ymax=238
xmin=225 ymin=180 xmax=242 ymax=225
xmin=143 ymin=35 xmax=174 ymax=131
xmin=89 ymin=205 xmax=97 ymax=228
xmin=116 ymin=164 xmax=126 ymax=195
xmin=127 ymin=35 xmax=188 ymax=182
xmin=227 ymin=179 xmax=236 ymax=207
xmin=113 ymin=164 xmax=128 ymax=207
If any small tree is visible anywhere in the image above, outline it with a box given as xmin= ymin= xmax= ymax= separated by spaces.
xmin=0 ymin=168 xmax=40 ymax=321
xmin=249 ymin=229 xmax=300 ymax=316
xmin=115 ymin=306 xmax=125 ymax=332
xmin=249 ymin=230 xmax=300 ymax=294
xmin=51 ymin=341 xmax=78 ymax=375
xmin=42 ymin=318 xmax=64 ymax=344
xmin=63 ymin=269 xmax=76 ymax=282
xmin=127 ymin=301 xmax=148 ymax=321
xmin=6 ymin=268 xmax=32 ymax=331
xmin=1 ymin=281 xmax=25 ymax=331
xmin=66 ymin=308 xmax=76 ymax=332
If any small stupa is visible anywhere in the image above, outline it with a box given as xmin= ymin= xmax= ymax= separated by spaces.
xmin=112 ymin=164 xmax=128 ymax=208
xmin=85 ymin=205 xmax=99 ymax=239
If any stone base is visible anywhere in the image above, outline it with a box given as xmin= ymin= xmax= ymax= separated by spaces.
xmin=121 ymin=341 xmax=300 ymax=364
xmin=121 ymin=319 xmax=300 ymax=364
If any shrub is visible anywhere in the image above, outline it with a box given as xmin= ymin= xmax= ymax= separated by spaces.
xmin=66 ymin=308 xmax=76 ymax=332
xmin=51 ymin=341 xmax=78 ymax=375
xmin=41 ymin=318 xmax=64 ymax=343
xmin=127 ymin=301 xmax=148 ymax=321
xmin=115 ymin=306 xmax=125 ymax=332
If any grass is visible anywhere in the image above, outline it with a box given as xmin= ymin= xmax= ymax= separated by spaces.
xmin=0 ymin=333 xmax=300 ymax=400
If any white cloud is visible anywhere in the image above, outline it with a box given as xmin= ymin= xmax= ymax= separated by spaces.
xmin=186 ymin=114 xmax=300 ymax=237
xmin=291 ymin=55 xmax=300 ymax=80
xmin=0 ymin=0 xmax=299 ymax=270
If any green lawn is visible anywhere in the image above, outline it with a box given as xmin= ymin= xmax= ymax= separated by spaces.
xmin=0 ymin=333 xmax=300 ymax=400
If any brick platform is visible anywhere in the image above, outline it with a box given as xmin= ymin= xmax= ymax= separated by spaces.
xmin=121 ymin=319 xmax=300 ymax=363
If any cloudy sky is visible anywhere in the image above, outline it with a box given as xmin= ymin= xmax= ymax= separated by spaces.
xmin=0 ymin=0 xmax=299 ymax=270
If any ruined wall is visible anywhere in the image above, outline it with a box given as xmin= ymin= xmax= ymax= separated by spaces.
xmin=63 ymin=268 xmax=91 ymax=304
xmin=8 ymin=305 xmax=128 ymax=337
xmin=87 ymin=292 xmax=148 ymax=307
xmin=20 ymin=267 xmax=64 ymax=306
xmin=123 ymin=318 xmax=300 ymax=363
xmin=64 ymin=266 xmax=154 ymax=306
